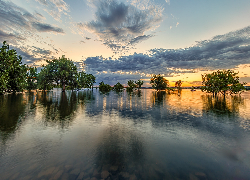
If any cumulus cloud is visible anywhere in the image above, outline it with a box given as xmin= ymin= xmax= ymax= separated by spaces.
xmin=78 ymin=0 xmax=163 ymax=51
xmin=84 ymin=53 xmax=175 ymax=75
xmin=35 ymin=0 xmax=69 ymax=21
xmin=151 ymin=26 xmax=250 ymax=70
xmin=84 ymin=25 xmax=250 ymax=84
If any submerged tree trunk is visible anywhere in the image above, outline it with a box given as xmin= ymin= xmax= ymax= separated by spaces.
xmin=62 ymin=82 xmax=65 ymax=92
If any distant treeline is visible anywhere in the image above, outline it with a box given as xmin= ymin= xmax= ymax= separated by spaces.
xmin=0 ymin=41 xmax=95 ymax=94
xmin=0 ymin=41 xmax=247 ymax=96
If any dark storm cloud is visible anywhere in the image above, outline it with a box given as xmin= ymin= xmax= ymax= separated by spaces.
xmin=32 ymin=22 xmax=64 ymax=33
xmin=84 ymin=25 xmax=250 ymax=83
xmin=79 ymin=0 xmax=162 ymax=51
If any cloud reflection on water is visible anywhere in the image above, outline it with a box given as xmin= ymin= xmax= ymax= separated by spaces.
xmin=0 ymin=89 xmax=250 ymax=179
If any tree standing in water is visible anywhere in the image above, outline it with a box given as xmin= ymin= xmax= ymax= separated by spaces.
xmin=126 ymin=80 xmax=136 ymax=92
xmin=44 ymin=55 xmax=78 ymax=92
xmin=135 ymin=80 xmax=144 ymax=89
xmin=175 ymin=80 xmax=182 ymax=91
xmin=37 ymin=65 xmax=54 ymax=91
xmin=26 ymin=66 xmax=38 ymax=91
xmin=0 ymin=41 xmax=27 ymax=94
xmin=78 ymin=72 xmax=96 ymax=89
xmin=150 ymin=74 xmax=169 ymax=91
xmin=99 ymin=81 xmax=112 ymax=93
xmin=113 ymin=82 xmax=124 ymax=92
xmin=201 ymin=70 xmax=246 ymax=97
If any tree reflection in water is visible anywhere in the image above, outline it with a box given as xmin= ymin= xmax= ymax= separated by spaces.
xmin=151 ymin=90 xmax=166 ymax=106
xmin=127 ymin=90 xmax=142 ymax=97
xmin=0 ymin=93 xmax=26 ymax=143
xmin=0 ymin=90 xmax=250 ymax=179
xmin=37 ymin=90 xmax=95 ymax=128
xmin=202 ymin=95 xmax=244 ymax=116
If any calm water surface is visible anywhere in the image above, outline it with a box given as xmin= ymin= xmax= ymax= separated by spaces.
xmin=0 ymin=89 xmax=250 ymax=180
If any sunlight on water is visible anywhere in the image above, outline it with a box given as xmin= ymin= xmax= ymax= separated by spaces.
xmin=0 ymin=89 xmax=250 ymax=180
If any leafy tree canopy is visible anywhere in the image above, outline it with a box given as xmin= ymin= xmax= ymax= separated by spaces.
xmin=0 ymin=41 xmax=27 ymax=94
xmin=135 ymin=80 xmax=143 ymax=89
xmin=26 ymin=66 xmax=38 ymax=91
xmin=126 ymin=79 xmax=143 ymax=92
xmin=113 ymin=82 xmax=124 ymax=92
xmin=37 ymin=66 xmax=53 ymax=91
xmin=201 ymin=70 xmax=246 ymax=96
xmin=44 ymin=55 xmax=78 ymax=91
xmin=78 ymin=72 xmax=96 ymax=89
xmin=127 ymin=80 xmax=136 ymax=92
xmin=150 ymin=74 xmax=169 ymax=91
xmin=99 ymin=81 xmax=112 ymax=93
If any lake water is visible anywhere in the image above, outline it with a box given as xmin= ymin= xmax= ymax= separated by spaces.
xmin=0 ymin=89 xmax=250 ymax=180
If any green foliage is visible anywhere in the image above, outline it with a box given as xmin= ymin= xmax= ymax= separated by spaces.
xmin=0 ymin=72 xmax=7 ymax=94
xmin=26 ymin=66 xmax=38 ymax=91
xmin=150 ymin=74 xmax=169 ymax=91
xmin=37 ymin=66 xmax=53 ymax=90
xmin=201 ymin=70 xmax=246 ymax=96
xmin=0 ymin=41 xmax=27 ymax=94
xmin=126 ymin=80 xmax=136 ymax=92
xmin=78 ymin=72 xmax=96 ymax=89
xmin=0 ymin=42 xmax=98 ymax=93
xmin=127 ymin=80 xmax=136 ymax=88
xmin=113 ymin=82 xmax=124 ymax=92
xmin=43 ymin=55 xmax=78 ymax=91
xmin=135 ymin=80 xmax=143 ymax=89
xmin=99 ymin=81 xmax=112 ymax=93
xmin=126 ymin=79 xmax=143 ymax=92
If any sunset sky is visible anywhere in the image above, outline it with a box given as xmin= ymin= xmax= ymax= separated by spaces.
xmin=1 ymin=0 xmax=250 ymax=86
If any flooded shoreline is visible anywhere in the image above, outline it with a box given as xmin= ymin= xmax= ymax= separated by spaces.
xmin=1 ymin=89 xmax=250 ymax=179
